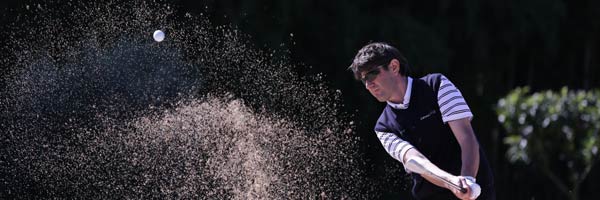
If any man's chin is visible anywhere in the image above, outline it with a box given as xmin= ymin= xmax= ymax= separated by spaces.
xmin=374 ymin=96 xmax=387 ymax=102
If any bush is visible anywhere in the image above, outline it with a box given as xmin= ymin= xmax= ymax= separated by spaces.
xmin=496 ymin=87 xmax=600 ymax=200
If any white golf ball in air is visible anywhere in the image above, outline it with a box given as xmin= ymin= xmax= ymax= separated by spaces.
xmin=153 ymin=30 xmax=165 ymax=42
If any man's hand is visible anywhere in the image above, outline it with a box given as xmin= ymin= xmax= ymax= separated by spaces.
xmin=450 ymin=176 xmax=481 ymax=200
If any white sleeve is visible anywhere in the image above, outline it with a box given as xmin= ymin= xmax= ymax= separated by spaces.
xmin=438 ymin=75 xmax=473 ymax=122
xmin=375 ymin=131 xmax=415 ymax=173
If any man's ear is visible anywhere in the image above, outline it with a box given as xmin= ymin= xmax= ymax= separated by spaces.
xmin=390 ymin=59 xmax=401 ymax=74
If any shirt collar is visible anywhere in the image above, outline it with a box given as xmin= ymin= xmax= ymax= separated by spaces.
xmin=387 ymin=77 xmax=412 ymax=110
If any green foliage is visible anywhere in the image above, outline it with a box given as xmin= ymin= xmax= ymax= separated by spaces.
xmin=496 ymin=87 xmax=600 ymax=199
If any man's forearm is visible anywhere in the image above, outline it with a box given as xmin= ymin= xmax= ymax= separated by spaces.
xmin=403 ymin=148 xmax=460 ymax=190
xmin=460 ymin=140 xmax=479 ymax=177
xmin=448 ymin=118 xmax=480 ymax=177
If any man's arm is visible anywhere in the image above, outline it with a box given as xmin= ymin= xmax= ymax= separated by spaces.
xmin=375 ymin=131 xmax=474 ymax=199
xmin=402 ymin=146 xmax=478 ymax=200
xmin=402 ymin=148 xmax=465 ymax=190
xmin=448 ymin=118 xmax=479 ymax=177
xmin=375 ymin=131 xmax=415 ymax=167
xmin=436 ymin=74 xmax=480 ymax=177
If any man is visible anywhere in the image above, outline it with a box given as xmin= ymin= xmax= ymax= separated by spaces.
xmin=349 ymin=42 xmax=495 ymax=199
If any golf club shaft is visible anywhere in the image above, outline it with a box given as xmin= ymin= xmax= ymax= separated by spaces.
xmin=428 ymin=172 xmax=467 ymax=193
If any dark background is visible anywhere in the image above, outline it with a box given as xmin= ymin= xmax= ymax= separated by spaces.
xmin=2 ymin=0 xmax=599 ymax=199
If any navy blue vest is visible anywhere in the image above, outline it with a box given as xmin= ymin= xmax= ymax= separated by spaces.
xmin=374 ymin=74 xmax=494 ymax=199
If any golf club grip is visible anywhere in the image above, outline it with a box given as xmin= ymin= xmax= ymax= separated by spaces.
xmin=440 ymin=176 xmax=467 ymax=193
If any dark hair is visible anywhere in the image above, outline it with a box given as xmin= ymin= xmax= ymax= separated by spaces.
xmin=348 ymin=42 xmax=410 ymax=80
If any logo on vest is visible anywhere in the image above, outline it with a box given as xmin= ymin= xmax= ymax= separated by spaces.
xmin=420 ymin=110 xmax=436 ymax=120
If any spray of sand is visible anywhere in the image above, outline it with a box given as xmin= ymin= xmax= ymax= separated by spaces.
xmin=0 ymin=0 xmax=372 ymax=199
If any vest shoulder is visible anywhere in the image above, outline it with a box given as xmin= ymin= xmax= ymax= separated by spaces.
xmin=417 ymin=73 xmax=445 ymax=91
xmin=374 ymin=105 xmax=395 ymax=132
xmin=419 ymin=73 xmax=444 ymax=84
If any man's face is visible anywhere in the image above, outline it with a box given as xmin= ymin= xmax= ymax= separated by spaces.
xmin=360 ymin=64 xmax=397 ymax=102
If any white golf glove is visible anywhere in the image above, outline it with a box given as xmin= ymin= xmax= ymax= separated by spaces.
xmin=463 ymin=176 xmax=481 ymax=199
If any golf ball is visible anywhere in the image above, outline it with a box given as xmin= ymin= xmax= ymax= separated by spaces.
xmin=153 ymin=30 xmax=165 ymax=42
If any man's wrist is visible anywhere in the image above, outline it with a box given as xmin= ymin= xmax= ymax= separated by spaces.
xmin=463 ymin=176 xmax=476 ymax=183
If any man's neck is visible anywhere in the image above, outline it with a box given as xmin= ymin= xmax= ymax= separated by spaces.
xmin=388 ymin=76 xmax=408 ymax=104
